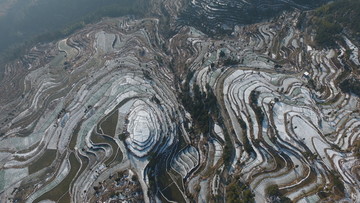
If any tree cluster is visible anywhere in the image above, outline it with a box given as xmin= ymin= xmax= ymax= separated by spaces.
xmin=313 ymin=0 xmax=360 ymax=47
xmin=265 ymin=184 xmax=292 ymax=203
xmin=226 ymin=179 xmax=255 ymax=203
xmin=181 ymin=75 xmax=219 ymax=135
xmin=339 ymin=78 xmax=360 ymax=97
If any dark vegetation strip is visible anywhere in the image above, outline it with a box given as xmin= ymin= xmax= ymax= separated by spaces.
xmin=157 ymin=167 xmax=185 ymax=203
xmin=69 ymin=122 xmax=83 ymax=150
xmin=59 ymin=152 xmax=91 ymax=203
xmin=100 ymin=110 xmax=119 ymax=137
xmin=90 ymin=131 xmax=122 ymax=167
xmin=35 ymin=152 xmax=81 ymax=202
xmin=28 ymin=149 xmax=57 ymax=174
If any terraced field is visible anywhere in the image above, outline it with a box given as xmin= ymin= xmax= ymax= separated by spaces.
xmin=0 ymin=0 xmax=359 ymax=202
xmin=179 ymin=0 xmax=330 ymax=35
